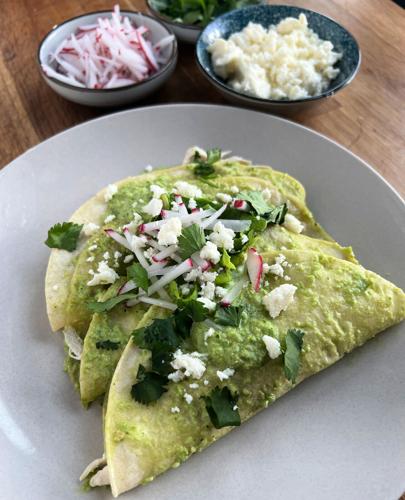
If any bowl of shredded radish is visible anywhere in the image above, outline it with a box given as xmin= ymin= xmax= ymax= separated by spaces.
xmin=38 ymin=5 xmax=178 ymax=107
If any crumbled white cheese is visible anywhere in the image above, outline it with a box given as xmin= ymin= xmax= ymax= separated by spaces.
xmin=285 ymin=275 xmax=291 ymax=281
xmin=144 ymin=247 xmax=157 ymax=261
xmin=52 ymin=284 xmax=59 ymax=291
xmin=171 ymin=201 xmax=180 ymax=212
xmin=86 ymin=256 xmax=95 ymax=263
xmin=184 ymin=268 xmax=201 ymax=282
xmin=262 ymin=335 xmax=282 ymax=359
xmin=143 ymin=198 xmax=163 ymax=217
xmin=103 ymin=251 xmax=110 ymax=260
xmin=204 ymin=379 xmax=209 ymax=386
xmin=128 ymin=234 xmax=147 ymax=252
xmin=88 ymin=244 xmax=98 ymax=251
xmin=215 ymin=286 xmax=227 ymax=298
xmin=124 ymin=213 xmax=143 ymax=233
xmin=233 ymin=405 xmax=238 ymax=411
xmin=188 ymin=198 xmax=197 ymax=210
xmin=144 ymin=165 xmax=153 ymax=172
xmin=104 ymin=214 xmax=116 ymax=224
xmin=123 ymin=254 xmax=134 ymax=264
xmin=180 ymin=284 xmax=191 ymax=296
xmin=200 ymin=282 xmax=216 ymax=300
xmin=114 ymin=251 xmax=122 ymax=260
xmin=230 ymin=185 xmax=239 ymax=194
xmin=208 ymin=221 xmax=235 ymax=250
xmin=197 ymin=297 xmax=217 ymax=311
xmin=150 ymin=184 xmax=166 ymax=198
xmin=168 ymin=370 xmax=185 ymax=383
xmin=284 ymin=213 xmax=304 ymax=234
xmin=174 ymin=181 xmax=202 ymax=199
xmin=87 ymin=261 xmax=119 ymax=286
xmin=217 ymin=368 xmax=235 ymax=381
xmin=241 ymin=234 xmax=249 ymax=244
xmin=200 ymin=241 xmax=221 ymax=264
xmin=189 ymin=383 xmax=199 ymax=389
xmin=158 ymin=217 xmax=182 ymax=246
xmin=262 ymin=284 xmax=297 ymax=318
xmin=171 ymin=350 xmax=206 ymax=379
xmin=200 ymin=271 xmax=218 ymax=282
xmin=83 ymin=222 xmax=100 ymax=236
xmin=184 ymin=393 xmax=193 ymax=404
xmin=204 ymin=327 xmax=215 ymax=344
xmin=104 ymin=184 xmax=118 ymax=202
xmin=63 ymin=326 xmax=83 ymax=360
xmin=216 ymin=192 xmax=233 ymax=204
xmin=267 ymin=254 xmax=287 ymax=277
xmin=182 ymin=146 xmax=207 ymax=165
xmin=262 ymin=188 xmax=272 ymax=202
xmin=208 ymin=14 xmax=341 ymax=101
xmin=171 ymin=406 xmax=180 ymax=414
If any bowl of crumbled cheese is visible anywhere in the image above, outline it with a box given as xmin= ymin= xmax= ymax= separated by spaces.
xmin=196 ymin=5 xmax=360 ymax=113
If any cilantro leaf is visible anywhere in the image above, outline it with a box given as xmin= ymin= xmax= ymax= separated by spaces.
xmin=284 ymin=329 xmax=305 ymax=383
xmin=131 ymin=365 xmax=167 ymax=404
xmin=193 ymin=148 xmax=221 ymax=177
xmin=133 ymin=318 xmax=179 ymax=352
xmin=265 ymin=203 xmax=288 ymax=225
xmin=178 ymin=223 xmax=205 ymax=259
xmin=221 ymin=249 xmax=236 ymax=270
xmin=239 ymin=191 xmax=271 ymax=215
xmin=215 ymin=306 xmax=244 ymax=327
xmin=87 ymin=292 xmax=138 ymax=312
xmin=96 ymin=340 xmax=120 ymax=350
xmin=204 ymin=387 xmax=241 ymax=429
xmin=45 ymin=222 xmax=83 ymax=252
xmin=127 ymin=263 xmax=149 ymax=292
xmin=215 ymin=269 xmax=232 ymax=285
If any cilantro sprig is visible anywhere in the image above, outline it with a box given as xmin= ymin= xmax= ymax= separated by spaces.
xmin=283 ymin=329 xmax=305 ymax=383
xmin=87 ymin=292 xmax=138 ymax=313
xmin=45 ymin=222 xmax=83 ymax=252
xmin=131 ymin=365 xmax=168 ymax=404
xmin=192 ymin=148 xmax=221 ymax=177
xmin=178 ymin=223 xmax=206 ymax=259
xmin=127 ymin=262 xmax=149 ymax=292
xmin=215 ymin=305 xmax=244 ymax=327
xmin=204 ymin=386 xmax=241 ymax=429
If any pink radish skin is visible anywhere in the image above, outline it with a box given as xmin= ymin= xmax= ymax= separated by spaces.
xmin=147 ymin=258 xmax=193 ymax=296
xmin=246 ymin=248 xmax=263 ymax=292
xmin=232 ymin=200 xmax=249 ymax=211
xmin=104 ymin=229 xmax=132 ymax=251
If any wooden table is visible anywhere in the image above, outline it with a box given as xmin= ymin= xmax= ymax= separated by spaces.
xmin=0 ymin=0 xmax=404 ymax=199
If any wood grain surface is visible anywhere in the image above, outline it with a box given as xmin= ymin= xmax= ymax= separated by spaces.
xmin=0 ymin=0 xmax=404 ymax=199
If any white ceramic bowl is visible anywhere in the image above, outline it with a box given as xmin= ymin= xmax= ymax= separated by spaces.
xmin=146 ymin=0 xmax=202 ymax=44
xmin=37 ymin=10 xmax=178 ymax=107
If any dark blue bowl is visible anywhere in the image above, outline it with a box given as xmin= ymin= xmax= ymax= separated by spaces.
xmin=196 ymin=5 xmax=361 ymax=110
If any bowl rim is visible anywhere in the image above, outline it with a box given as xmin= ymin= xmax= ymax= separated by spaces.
xmin=37 ymin=9 xmax=178 ymax=94
xmin=196 ymin=4 xmax=361 ymax=105
xmin=145 ymin=0 xmax=203 ymax=32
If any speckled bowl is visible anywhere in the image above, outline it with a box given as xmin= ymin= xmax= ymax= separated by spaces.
xmin=196 ymin=5 xmax=361 ymax=113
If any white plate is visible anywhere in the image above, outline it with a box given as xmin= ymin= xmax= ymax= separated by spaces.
xmin=0 ymin=104 xmax=404 ymax=500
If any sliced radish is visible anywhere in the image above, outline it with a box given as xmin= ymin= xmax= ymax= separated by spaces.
xmin=232 ymin=200 xmax=250 ymax=211
xmin=139 ymin=209 xmax=214 ymax=233
xmin=118 ymin=280 xmax=137 ymax=295
xmin=148 ymin=264 xmax=175 ymax=277
xmin=246 ymin=248 xmax=263 ymax=292
xmin=174 ymin=195 xmax=188 ymax=216
xmin=200 ymin=204 xmax=227 ymax=230
xmin=148 ymin=258 xmax=193 ymax=296
xmin=152 ymin=245 xmax=178 ymax=262
xmin=104 ymin=229 xmax=132 ymax=251
xmin=205 ymin=219 xmax=251 ymax=232
xmin=126 ymin=298 xmax=140 ymax=307
xmin=138 ymin=296 xmax=177 ymax=311
xmin=123 ymin=228 xmax=149 ymax=269
xmin=220 ymin=276 xmax=247 ymax=307
xmin=191 ymin=252 xmax=212 ymax=272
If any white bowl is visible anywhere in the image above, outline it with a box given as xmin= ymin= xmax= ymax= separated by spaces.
xmin=146 ymin=1 xmax=202 ymax=44
xmin=37 ymin=10 xmax=178 ymax=107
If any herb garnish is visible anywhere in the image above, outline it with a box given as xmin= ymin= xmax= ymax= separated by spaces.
xmin=151 ymin=0 xmax=259 ymax=28
xmin=264 ymin=203 xmax=288 ymax=225
xmin=131 ymin=365 xmax=168 ymax=404
xmin=283 ymin=329 xmax=305 ymax=383
xmin=239 ymin=191 xmax=271 ymax=215
xmin=45 ymin=222 xmax=83 ymax=252
xmin=192 ymin=148 xmax=221 ymax=177
xmin=127 ymin=262 xmax=149 ymax=292
xmin=204 ymin=386 xmax=241 ymax=429
xmin=96 ymin=340 xmax=120 ymax=350
xmin=178 ymin=223 xmax=206 ymax=259
xmin=215 ymin=305 xmax=244 ymax=327
xmin=87 ymin=292 xmax=138 ymax=312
